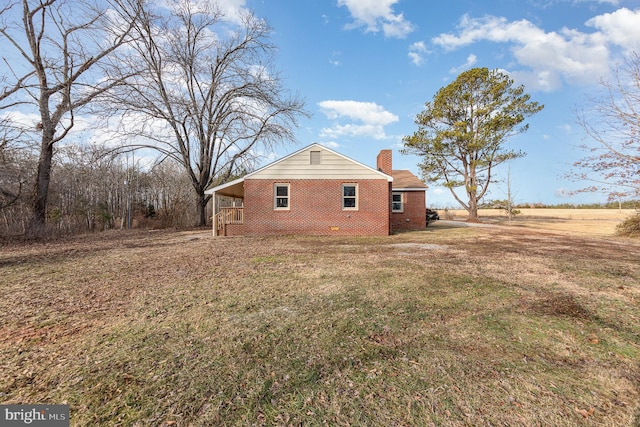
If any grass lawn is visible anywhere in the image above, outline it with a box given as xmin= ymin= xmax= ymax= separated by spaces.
xmin=1 ymin=222 xmax=639 ymax=426
xmin=446 ymin=208 xmax=637 ymax=236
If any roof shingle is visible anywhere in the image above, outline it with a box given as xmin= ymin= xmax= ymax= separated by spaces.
xmin=392 ymin=170 xmax=427 ymax=189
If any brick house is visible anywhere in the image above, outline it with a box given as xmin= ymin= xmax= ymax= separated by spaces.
xmin=206 ymin=144 xmax=427 ymax=236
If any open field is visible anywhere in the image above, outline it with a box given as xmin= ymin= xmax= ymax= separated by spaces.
xmin=1 ymin=222 xmax=639 ymax=426
xmin=445 ymin=208 xmax=637 ymax=236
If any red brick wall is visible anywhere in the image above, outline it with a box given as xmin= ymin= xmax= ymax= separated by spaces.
xmin=243 ymin=179 xmax=390 ymax=236
xmin=390 ymin=191 xmax=426 ymax=232
xmin=224 ymin=223 xmax=245 ymax=236
xmin=377 ymin=150 xmax=392 ymax=176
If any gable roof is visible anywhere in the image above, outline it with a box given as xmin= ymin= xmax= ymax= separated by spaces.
xmin=206 ymin=143 xmax=392 ymax=197
xmin=249 ymin=143 xmax=393 ymax=180
xmin=392 ymin=170 xmax=427 ymax=191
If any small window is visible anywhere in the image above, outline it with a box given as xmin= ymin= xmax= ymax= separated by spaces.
xmin=392 ymin=192 xmax=403 ymax=212
xmin=274 ymin=183 xmax=290 ymax=210
xmin=310 ymin=150 xmax=321 ymax=165
xmin=342 ymin=184 xmax=358 ymax=210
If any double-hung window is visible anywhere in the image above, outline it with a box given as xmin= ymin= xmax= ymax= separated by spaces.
xmin=342 ymin=184 xmax=358 ymax=210
xmin=392 ymin=192 xmax=403 ymax=212
xmin=274 ymin=183 xmax=290 ymax=210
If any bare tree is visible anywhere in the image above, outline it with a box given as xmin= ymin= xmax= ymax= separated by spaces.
xmin=502 ymin=163 xmax=520 ymax=221
xmin=0 ymin=116 xmax=27 ymax=210
xmin=107 ymin=1 xmax=306 ymax=226
xmin=47 ymin=144 xmax=124 ymax=232
xmin=0 ymin=0 xmax=142 ymax=234
xmin=571 ymin=52 xmax=640 ymax=201
xmin=146 ymin=159 xmax=197 ymax=228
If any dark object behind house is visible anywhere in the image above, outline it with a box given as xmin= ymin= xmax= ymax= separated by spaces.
xmin=426 ymin=208 xmax=440 ymax=223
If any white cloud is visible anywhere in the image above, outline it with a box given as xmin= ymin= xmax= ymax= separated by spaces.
xmin=217 ymin=0 xmax=249 ymax=22
xmin=320 ymin=123 xmax=381 ymax=139
xmin=449 ymin=54 xmax=478 ymax=74
xmin=586 ymin=7 xmax=640 ymax=49
xmin=432 ymin=8 xmax=640 ymax=91
xmin=1 ymin=110 xmax=40 ymax=130
xmin=408 ymin=52 xmax=423 ymax=66
xmin=318 ymin=100 xmax=398 ymax=125
xmin=318 ymin=100 xmax=398 ymax=140
xmin=408 ymin=41 xmax=428 ymax=66
xmin=329 ymin=51 xmax=342 ymax=66
xmin=1 ymin=110 xmax=114 ymax=148
xmin=319 ymin=141 xmax=340 ymax=149
xmin=381 ymin=13 xmax=415 ymax=38
xmin=558 ymin=124 xmax=573 ymax=134
xmin=337 ymin=0 xmax=415 ymax=38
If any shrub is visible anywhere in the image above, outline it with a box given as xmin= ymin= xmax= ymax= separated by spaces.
xmin=616 ymin=212 xmax=640 ymax=237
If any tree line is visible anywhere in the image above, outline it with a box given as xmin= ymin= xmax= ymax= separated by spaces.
xmin=0 ymin=143 xmax=199 ymax=236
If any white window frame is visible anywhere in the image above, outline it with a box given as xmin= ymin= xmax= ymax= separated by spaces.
xmin=342 ymin=183 xmax=358 ymax=210
xmin=274 ymin=183 xmax=290 ymax=210
xmin=392 ymin=192 xmax=404 ymax=213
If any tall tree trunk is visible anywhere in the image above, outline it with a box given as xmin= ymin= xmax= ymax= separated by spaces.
xmin=197 ymin=190 xmax=207 ymax=227
xmin=29 ymin=137 xmax=54 ymax=232
xmin=466 ymin=169 xmax=479 ymax=221
xmin=467 ymin=194 xmax=479 ymax=221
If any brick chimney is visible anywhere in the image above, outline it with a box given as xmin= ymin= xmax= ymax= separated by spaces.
xmin=377 ymin=150 xmax=392 ymax=176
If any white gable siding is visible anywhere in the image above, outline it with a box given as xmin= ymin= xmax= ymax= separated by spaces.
xmin=250 ymin=145 xmax=388 ymax=180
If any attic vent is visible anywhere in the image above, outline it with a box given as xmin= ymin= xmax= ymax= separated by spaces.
xmin=310 ymin=150 xmax=321 ymax=165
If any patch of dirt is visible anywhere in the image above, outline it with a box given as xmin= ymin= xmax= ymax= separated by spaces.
xmin=528 ymin=294 xmax=593 ymax=320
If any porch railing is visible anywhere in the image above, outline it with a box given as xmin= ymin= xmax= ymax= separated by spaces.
xmin=214 ymin=207 xmax=244 ymax=236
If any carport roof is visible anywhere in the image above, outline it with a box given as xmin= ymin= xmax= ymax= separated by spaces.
xmin=205 ymin=177 xmax=245 ymax=198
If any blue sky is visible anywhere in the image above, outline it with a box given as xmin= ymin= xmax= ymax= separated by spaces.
xmin=2 ymin=0 xmax=638 ymax=207
xmin=235 ymin=0 xmax=640 ymax=207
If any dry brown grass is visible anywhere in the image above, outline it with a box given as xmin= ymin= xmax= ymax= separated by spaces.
xmin=446 ymin=208 xmax=636 ymax=236
xmin=1 ymin=224 xmax=639 ymax=426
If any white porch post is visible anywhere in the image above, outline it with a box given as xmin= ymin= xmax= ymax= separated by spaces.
xmin=212 ymin=192 xmax=217 ymax=237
